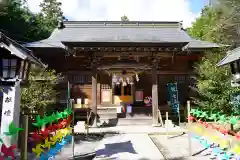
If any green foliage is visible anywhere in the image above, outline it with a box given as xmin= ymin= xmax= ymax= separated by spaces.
xmin=193 ymin=51 xmax=240 ymax=115
xmin=0 ymin=0 xmax=64 ymax=115
xmin=188 ymin=1 xmax=240 ymax=115
xmin=0 ymin=0 xmax=50 ymax=41
xmin=21 ymin=66 xmax=58 ymax=114
xmin=39 ymin=0 xmax=64 ymax=32
xmin=187 ymin=7 xmax=224 ymax=43
xmin=121 ymin=15 xmax=129 ymax=21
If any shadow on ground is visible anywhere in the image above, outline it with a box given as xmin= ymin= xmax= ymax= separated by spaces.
xmin=96 ymin=140 xmax=137 ymax=158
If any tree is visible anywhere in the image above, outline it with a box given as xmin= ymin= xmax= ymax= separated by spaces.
xmin=39 ymin=0 xmax=64 ymax=32
xmin=188 ymin=3 xmax=240 ymax=115
xmin=0 ymin=0 xmax=64 ymax=116
xmin=21 ymin=66 xmax=58 ymax=115
xmin=0 ymin=0 xmax=50 ymax=41
xmin=193 ymin=51 xmax=240 ymax=115
xmin=121 ymin=15 xmax=129 ymax=21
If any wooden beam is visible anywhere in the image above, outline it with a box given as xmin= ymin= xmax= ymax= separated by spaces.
xmin=74 ymin=47 xmax=181 ymax=53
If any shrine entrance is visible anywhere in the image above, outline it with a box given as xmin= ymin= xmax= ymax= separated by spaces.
xmin=98 ymin=60 xmax=149 ymax=107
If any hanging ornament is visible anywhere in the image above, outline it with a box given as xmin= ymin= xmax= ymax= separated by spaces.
xmin=112 ymin=74 xmax=117 ymax=83
xmin=135 ymin=74 xmax=139 ymax=82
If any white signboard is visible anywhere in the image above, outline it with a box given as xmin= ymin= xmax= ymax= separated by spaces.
xmin=102 ymin=90 xmax=111 ymax=102
xmin=0 ymin=82 xmax=21 ymax=146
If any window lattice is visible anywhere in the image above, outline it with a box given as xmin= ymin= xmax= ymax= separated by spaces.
xmin=101 ymin=84 xmax=111 ymax=90
xmin=174 ymin=76 xmax=186 ymax=83
xmin=73 ymin=75 xmax=91 ymax=84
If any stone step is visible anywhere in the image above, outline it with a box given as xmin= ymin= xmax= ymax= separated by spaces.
xmin=117 ymin=117 xmax=153 ymax=126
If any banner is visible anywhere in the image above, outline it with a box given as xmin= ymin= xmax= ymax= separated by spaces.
xmin=135 ymin=90 xmax=143 ymax=102
xmin=167 ymin=83 xmax=179 ymax=113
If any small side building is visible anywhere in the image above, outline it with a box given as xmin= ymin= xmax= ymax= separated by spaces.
xmin=217 ymin=47 xmax=240 ymax=87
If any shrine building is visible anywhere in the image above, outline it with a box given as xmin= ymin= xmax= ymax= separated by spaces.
xmin=25 ymin=21 xmax=219 ymax=125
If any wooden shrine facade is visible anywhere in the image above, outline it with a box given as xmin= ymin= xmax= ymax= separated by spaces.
xmin=30 ymin=44 xmax=200 ymax=125
xmin=25 ymin=21 xmax=219 ymax=125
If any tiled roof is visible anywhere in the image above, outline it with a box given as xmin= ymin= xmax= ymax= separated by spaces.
xmin=24 ymin=21 xmax=219 ymax=50
xmin=217 ymin=47 xmax=240 ymax=66
xmin=0 ymin=32 xmax=46 ymax=67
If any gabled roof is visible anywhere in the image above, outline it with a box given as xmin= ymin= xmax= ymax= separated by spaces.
xmin=217 ymin=47 xmax=240 ymax=66
xmin=24 ymin=21 xmax=220 ymax=50
xmin=0 ymin=32 xmax=46 ymax=67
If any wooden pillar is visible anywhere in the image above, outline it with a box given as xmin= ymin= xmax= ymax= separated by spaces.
xmin=92 ymin=67 xmax=98 ymax=127
xmin=131 ymin=83 xmax=135 ymax=104
xmin=97 ymin=83 xmax=101 ymax=105
xmin=111 ymin=74 xmax=115 ymax=105
xmin=152 ymin=59 xmax=159 ymax=126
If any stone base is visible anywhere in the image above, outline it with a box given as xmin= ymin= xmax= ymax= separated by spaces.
xmin=165 ymin=120 xmax=174 ymax=129
xmin=152 ymin=123 xmax=161 ymax=127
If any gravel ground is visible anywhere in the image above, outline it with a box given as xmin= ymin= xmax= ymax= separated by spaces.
xmin=149 ymin=133 xmax=214 ymax=160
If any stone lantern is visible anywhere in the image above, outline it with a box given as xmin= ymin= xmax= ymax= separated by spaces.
xmin=0 ymin=32 xmax=45 ymax=145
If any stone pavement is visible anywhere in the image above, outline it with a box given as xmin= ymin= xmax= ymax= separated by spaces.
xmin=74 ymin=125 xmax=186 ymax=134
xmin=150 ymin=134 xmax=213 ymax=160
xmin=94 ymin=134 xmax=164 ymax=160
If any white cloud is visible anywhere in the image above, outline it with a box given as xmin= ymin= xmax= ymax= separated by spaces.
xmin=26 ymin=0 xmax=200 ymax=27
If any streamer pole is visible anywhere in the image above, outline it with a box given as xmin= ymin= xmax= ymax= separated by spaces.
xmin=71 ymin=99 xmax=75 ymax=159
xmin=187 ymin=100 xmax=192 ymax=156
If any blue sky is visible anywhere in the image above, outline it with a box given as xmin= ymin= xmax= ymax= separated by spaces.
xmin=190 ymin=0 xmax=209 ymax=13
xmin=27 ymin=0 xmax=208 ymax=27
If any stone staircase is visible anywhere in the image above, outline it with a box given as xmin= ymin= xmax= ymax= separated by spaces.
xmin=117 ymin=115 xmax=153 ymax=126
xmin=97 ymin=105 xmax=118 ymax=126
xmin=97 ymin=105 xmax=153 ymax=126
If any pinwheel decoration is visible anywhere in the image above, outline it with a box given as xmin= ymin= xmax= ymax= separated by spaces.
xmin=220 ymin=152 xmax=233 ymax=160
xmin=4 ymin=122 xmax=23 ymax=136
xmin=229 ymin=116 xmax=238 ymax=125
xmin=41 ymin=138 xmax=53 ymax=150
xmin=209 ymin=113 xmax=219 ymax=122
xmin=56 ymin=112 xmax=64 ymax=120
xmin=47 ymin=124 xmax=57 ymax=133
xmin=199 ymin=111 xmax=208 ymax=119
xmin=200 ymin=139 xmax=211 ymax=148
xmin=218 ymin=115 xmax=227 ymax=123
xmin=29 ymin=131 xmax=44 ymax=142
xmin=187 ymin=115 xmax=195 ymax=121
xmin=212 ymin=147 xmax=222 ymax=156
xmin=30 ymin=109 xmax=73 ymax=159
xmin=1 ymin=144 xmax=16 ymax=160
xmin=47 ymin=147 xmax=58 ymax=158
xmin=219 ymin=139 xmax=229 ymax=149
xmin=33 ymin=115 xmax=46 ymax=128
xmin=231 ymin=144 xmax=240 ymax=155
xmin=40 ymin=153 xmax=50 ymax=160
xmin=32 ymin=144 xmax=44 ymax=157
xmin=59 ymin=138 xmax=68 ymax=146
